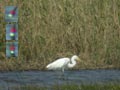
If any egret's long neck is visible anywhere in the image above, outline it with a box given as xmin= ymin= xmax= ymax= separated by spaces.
xmin=68 ymin=57 xmax=76 ymax=68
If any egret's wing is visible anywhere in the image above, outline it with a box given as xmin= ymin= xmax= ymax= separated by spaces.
xmin=46 ymin=58 xmax=70 ymax=70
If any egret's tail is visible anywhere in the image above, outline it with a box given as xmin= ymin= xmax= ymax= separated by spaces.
xmin=46 ymin=64 xmax=51 ymax=69
xmin=46 ymin=65 xmax=49 ymax=68
xmin=46 ymin=63 xmax=54 ymax=70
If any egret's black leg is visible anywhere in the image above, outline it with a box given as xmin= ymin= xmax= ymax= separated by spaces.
xmin=61 ymin=68 xmax=66 ymax=80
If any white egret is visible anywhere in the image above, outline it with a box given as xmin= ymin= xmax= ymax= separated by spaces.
xmin=46 ymin=55 xmax=81 ymax=73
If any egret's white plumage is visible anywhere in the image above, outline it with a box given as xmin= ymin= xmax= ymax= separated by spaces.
xmin=46 ymin=55 xmax=80 ymax=73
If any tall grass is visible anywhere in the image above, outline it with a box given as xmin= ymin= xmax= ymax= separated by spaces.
xmin=0 ymin=0 xmax=120 ymax=70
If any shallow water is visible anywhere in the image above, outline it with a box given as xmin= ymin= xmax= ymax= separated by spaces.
xmin=0 ymin=70 xmax=120 ymax=89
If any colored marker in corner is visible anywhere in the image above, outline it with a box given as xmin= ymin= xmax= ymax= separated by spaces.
xmin=10 ymin=26 xmax=16 ymax=37
xmin=8 ymin=7 xmax=17 ymax=18
xmin=9 ymin=44 xmax=15 ymax=55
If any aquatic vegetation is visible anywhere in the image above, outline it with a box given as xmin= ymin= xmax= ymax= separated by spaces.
xmin=11 ymin=83 xmax=120 ymax=90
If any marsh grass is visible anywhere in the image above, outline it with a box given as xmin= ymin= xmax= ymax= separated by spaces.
xmin=0 ymin=0 xmax=120 ymax=70
xmin=11 ymin=83 xmax=120 ymax=90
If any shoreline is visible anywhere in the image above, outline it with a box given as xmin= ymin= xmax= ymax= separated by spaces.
xmin=0 ymin=68 xmax=119 ymax=72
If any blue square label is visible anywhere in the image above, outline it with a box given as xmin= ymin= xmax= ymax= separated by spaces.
xmin=5 ymin=6 xmax=18 ymax=22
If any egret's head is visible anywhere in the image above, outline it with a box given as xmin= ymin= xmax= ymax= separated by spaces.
xmin=72 ymin=55 xmax=81 ymax=61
